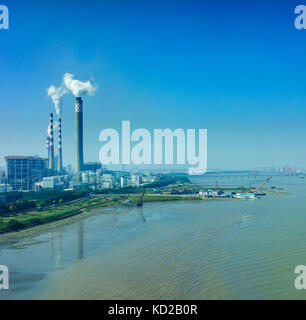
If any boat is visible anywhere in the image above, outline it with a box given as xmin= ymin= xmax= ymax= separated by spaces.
xmin=255 ymin=192 xmax=266 ymax=196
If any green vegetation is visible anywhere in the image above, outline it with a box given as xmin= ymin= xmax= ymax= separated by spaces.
xmin=0 ymin=173 xmax=229 ymax=234
xmin=0 ymin=191 xmax=203 ymax=234
xmin=0 ymin=195 xmax=123 ymax=234
xmin=6 ymin=220 xmax=25 ymax=231
xmin=0 ymin=174 xmax=191 ymax=213
xmin=0 ymin=188 xmax=93 ymax=216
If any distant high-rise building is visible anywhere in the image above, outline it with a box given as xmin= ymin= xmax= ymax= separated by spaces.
xmin=5 ymin=156 xmax=49 ymax=191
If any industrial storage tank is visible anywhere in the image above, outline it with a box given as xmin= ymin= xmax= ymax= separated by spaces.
xmin=88 ymin=171 xmax=97 ymax=185
xmin=82 ymin=172 xmax=89 ymax=184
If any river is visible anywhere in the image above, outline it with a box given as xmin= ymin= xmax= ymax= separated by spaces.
xmin=0 ymin=176 xmax=305 ymax=299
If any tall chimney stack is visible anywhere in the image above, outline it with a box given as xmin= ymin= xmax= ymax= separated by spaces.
xmin=57 ymin=118 xmax=63 ymax=172
xmin=75 ymin=97 xmax=84 ymax=172
xmin=49 ymin=113 xmax=55 ymax=170
xmin=46 ymin=136 xmax=50 ymax=165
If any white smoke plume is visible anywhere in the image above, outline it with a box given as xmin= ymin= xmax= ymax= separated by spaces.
xmin=47 ymin=85 xmax=67 ymax=117
xmin=53 ymin=121 xmax=59 ymax=130
xmin=63 ymin=73 xmax=97 ymax=97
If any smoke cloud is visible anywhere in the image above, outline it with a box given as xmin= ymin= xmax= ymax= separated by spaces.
xmin=47 ymin=85 xmax=67 ymax=117
xmin=53 ymin=121 xmax=59 ymax=130
xmin=63 ymin=73 xmax=97 ymax=97
xmin=47 ymin=73 xmax=97 ymax=117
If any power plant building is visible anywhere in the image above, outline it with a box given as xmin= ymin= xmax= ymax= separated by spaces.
xmin=5 ymin=156 xmax=49 ymax=191
xmin=41 ymin=175 xmax=69 ymax=190
xmin=102 ymin=174 xmax=114 ymax=189
xmin=83 ymin=162 xmax=102 ymax=172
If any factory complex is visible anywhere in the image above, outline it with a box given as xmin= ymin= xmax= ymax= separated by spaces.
xmin=0 ymin=74 xmax=157 ymax=193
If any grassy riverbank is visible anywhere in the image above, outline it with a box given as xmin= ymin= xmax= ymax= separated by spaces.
xmin=0 ymin=194 xmax=193 ymax=234
xmin=0 ymin=195 xmax=123 ymax=234
xmin=0 ymin=192 xmax=211 ymax=234
xmin=0 ymin=187 xmax=287 ymax=235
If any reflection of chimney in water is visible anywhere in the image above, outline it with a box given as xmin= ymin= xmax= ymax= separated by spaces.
xmin=50 ymin=232 xmax=54 ymax=260
xmin=77 ymin=220 xmax=84 ymax=260
xmin=55 ymin=231 xmax=62 ymax=268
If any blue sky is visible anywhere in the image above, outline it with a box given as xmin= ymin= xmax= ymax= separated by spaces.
xmin=0 ymin=0 xmax=306 ymax=170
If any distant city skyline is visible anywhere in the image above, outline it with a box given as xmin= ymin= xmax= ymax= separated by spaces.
xmin=1 ymin=0 xmax=306 ymax=170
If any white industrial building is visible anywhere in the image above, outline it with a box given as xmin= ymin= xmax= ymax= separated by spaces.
xmin=41 ymin=175 xmax=69 ymax=190
xmin=130 ymin=174 xmax=140 ymax=187
xmin=102 ymin=174 xmax=114 ymax=189
xmin=199 ymin=189 xmax=223 ymax=197
xmin=142 ymin=176 xmax=156 ymax=184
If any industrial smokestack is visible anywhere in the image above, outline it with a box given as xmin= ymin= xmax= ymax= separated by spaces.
xmin=49 ymin=113 xmax=55 ymax=170
xmin=62 ymin=73 xmax=97 ymax=172
xmin=46 ymin=136 xmax=50 ymax=165
xmin=75 ymin=98 xmax=83 ymax=172
xmin=57 ymin=118 xmax=63 ymax=172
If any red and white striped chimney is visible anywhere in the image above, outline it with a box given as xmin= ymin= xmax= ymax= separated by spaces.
xmin=46 ymin=136 xmax=50 ymax=165
xmin=49 ymin=113 xmax=55 ymax=170
xmin=57 ymin=118 xmax=63 ymax=172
